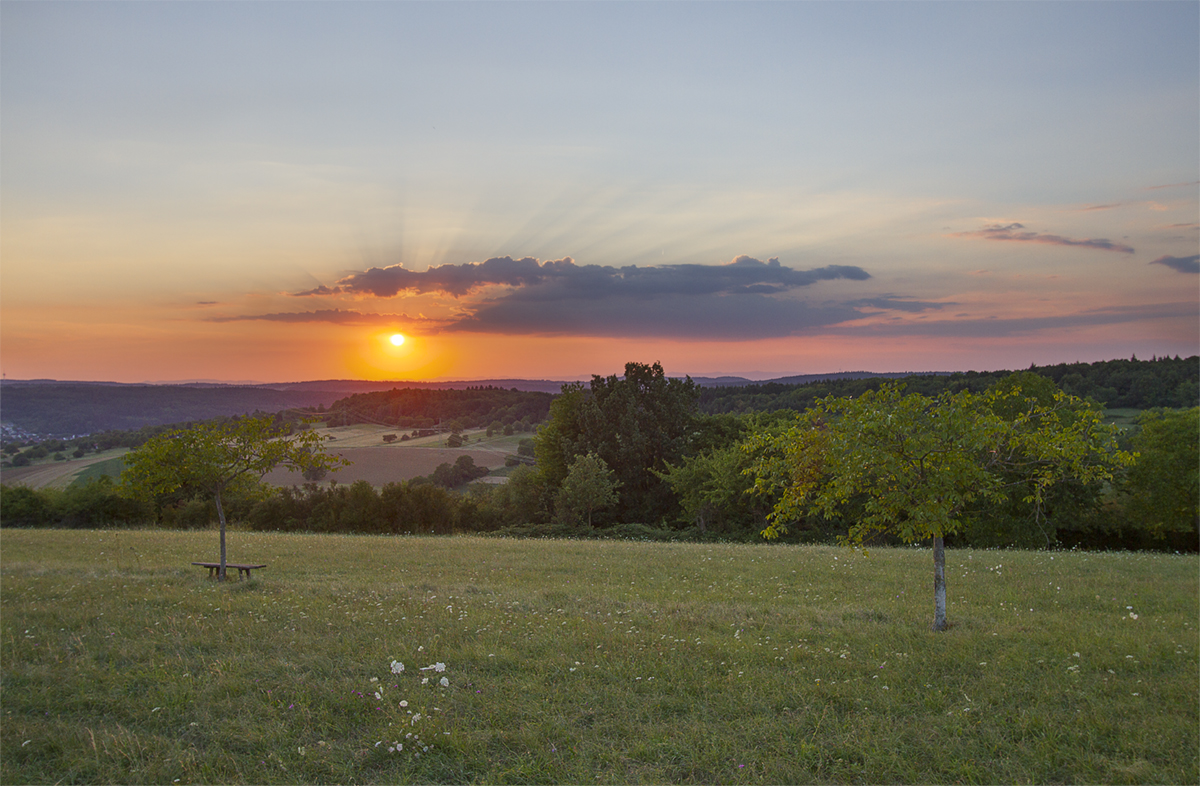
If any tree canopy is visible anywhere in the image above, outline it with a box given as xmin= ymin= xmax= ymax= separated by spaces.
xmin=535 ymin=362 xmax=699 ymax=524
xmin=1122 ymin=408 xmax=1199 ymax=540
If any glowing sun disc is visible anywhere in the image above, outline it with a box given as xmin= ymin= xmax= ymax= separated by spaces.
xmin=389 ymin=333 xmax=406 ymax=346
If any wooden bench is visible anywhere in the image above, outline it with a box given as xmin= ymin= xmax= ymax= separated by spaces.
xmin=192 ymin=562 xmax=266 ymax=580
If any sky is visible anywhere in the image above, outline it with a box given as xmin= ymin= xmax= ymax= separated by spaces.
xmin=2 ymin=1 xmax=1197 ymax=384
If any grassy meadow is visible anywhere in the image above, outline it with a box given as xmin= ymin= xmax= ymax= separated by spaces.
xmin=2 ymin=529 xmax=1196 ymax=784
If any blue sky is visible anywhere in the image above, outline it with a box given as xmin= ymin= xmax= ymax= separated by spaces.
xmin=2 ymin=2 xmax=1196 ymax=382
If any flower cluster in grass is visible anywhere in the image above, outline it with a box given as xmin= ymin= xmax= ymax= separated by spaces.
xmin=364 ymin=657 xmax=453 ymax=758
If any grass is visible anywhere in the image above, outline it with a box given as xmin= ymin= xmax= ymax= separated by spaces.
xmin=1104 ymin=408 xmax=1145 ymax=433
xmin=2 ymin=530 xmax=1196 ymax=784
xmin=68 ymin=456 xmax=128 ymax=487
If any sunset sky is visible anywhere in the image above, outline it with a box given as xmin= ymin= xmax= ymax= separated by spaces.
xmin=2 ymin=2 xmax=1197 ymax=384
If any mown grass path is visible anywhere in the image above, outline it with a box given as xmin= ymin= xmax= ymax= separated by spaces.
xmin=2 ymin=530 xmax=1196 ymax=784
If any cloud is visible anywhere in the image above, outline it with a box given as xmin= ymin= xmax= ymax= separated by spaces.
xmin=294 ymin=255 xmax=872 ymax=300
xmin=209 ymin=255 xmax=886 ymax=340
xmin=445 ymin=293 xmax=865 ymax=340
xmin=1150 ymin=254 xmax=1200 ymax=274
xmin=291 ymin=285 xmax=340 ymax=297
xmin=952 ymin=223 xmax=1135 ymax=254
xmin=844 ymin=295 xmax=953 ymax=313
xmin=209 ymin=309 xmax=441 ymax=326
xmin=828 ymin=301 xmax=1198 ymax=339
xmin=1143 ymin=181 xmax=1200 ymax=191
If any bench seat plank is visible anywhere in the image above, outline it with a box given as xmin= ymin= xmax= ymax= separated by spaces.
xmin=192 ymin=562 xmax=267 ymax=580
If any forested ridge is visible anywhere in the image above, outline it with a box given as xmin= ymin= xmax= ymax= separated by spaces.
xmin=698 ymin=355 xmax=1198 ymax=414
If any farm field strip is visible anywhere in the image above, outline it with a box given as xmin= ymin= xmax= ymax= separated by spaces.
xmin=0 ymin=449 xmax=130 ymax=491
xmin=262 ymin=447 xmax=512 ymax=488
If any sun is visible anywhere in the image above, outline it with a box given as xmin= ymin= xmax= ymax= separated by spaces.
xmin=389 ymin=333 xmax=406 ymax=347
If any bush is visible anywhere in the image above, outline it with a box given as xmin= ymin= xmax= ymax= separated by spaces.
xmin=0 ymin=485 xmax=52 ymax=527
xmin=1 ymin=479 xmax=153 ymax=529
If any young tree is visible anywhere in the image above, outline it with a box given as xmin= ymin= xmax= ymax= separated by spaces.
xmin=750 ymin=383 xmax=1130 ymax=631
xmin=121 ymin=414 xmax=346 ymax=580
xmin=555 ymin=452 xmax=621 ymax=529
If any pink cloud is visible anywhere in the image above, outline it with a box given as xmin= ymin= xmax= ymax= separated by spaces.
xmin=952 ymin=223 xmax=1134 ymax=254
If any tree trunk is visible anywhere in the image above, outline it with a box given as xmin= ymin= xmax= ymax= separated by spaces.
xmin=215 ymin=490 xmax=227 ymax=582
xmin=931 ymin=535 xmax=947 ymax=631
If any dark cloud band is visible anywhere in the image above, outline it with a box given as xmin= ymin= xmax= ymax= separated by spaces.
xmin=294 ymin=255 xmax=872 ymax=300
xmin=1150 ymin=254 xmax=1200 ymax=274
xmin=210 ymin=309 xmax=438 ymax=326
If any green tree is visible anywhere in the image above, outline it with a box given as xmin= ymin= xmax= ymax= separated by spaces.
xmin=555 ymin=452 xmax=621 ymax=528
xmin=535 ymin=363 xmax=698 ymax=523
xmin=965 ymin=372 xmax=1111 ymax=548
xmin=1122 ymin=408 xmax=1199 ymax=540
xmin=658 ymin=411 xmax=801 ymax=537
xmin=750 ymin=384 xmax=1130 ymax=631
xmin=488 ymin=465 xmax=551 ymax=527
xmin=534 ymin=382 xmax=589 ymax=487
xmin=121 ymin=414 xmax=346 ymax=580
xmin=0 ymin=485 xmax=52 ymax=526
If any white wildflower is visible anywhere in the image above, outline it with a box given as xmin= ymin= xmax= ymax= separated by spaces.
xmin=391 ymin=660 xmax=405 ymax=674
xmin=440 ymin=676 xmax=449 ymax=687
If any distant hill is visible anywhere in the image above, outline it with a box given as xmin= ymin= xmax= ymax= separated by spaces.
xmin=3 ymin=357 xmax=1194 ymax=437
xmin=0 ymin=372 xmax=920 ymax=436
xmin=0 ymin=378 xmax=578 ymax=436
xmin=0 ymin=383 xmax=342 ymax=437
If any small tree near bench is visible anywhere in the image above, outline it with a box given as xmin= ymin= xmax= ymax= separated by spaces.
xmin=121 ymin=414 xmax=346 ymax=580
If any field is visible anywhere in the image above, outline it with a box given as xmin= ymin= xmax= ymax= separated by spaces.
xmin=1 ymin=426 xmax=525 ymax=491
xmin=262 ymin=426 xmax=522 ymax=487
xmin=2 ymin=530 xmax=1196 ymax=784
xmin=0 ymin=450 xmax=130 ymax=491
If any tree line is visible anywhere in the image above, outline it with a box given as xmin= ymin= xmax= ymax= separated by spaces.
xmin=2 ymin=360 xmax=1196 ymax=554
xmin=697 ymin=355 xmax=1198 ymax=415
